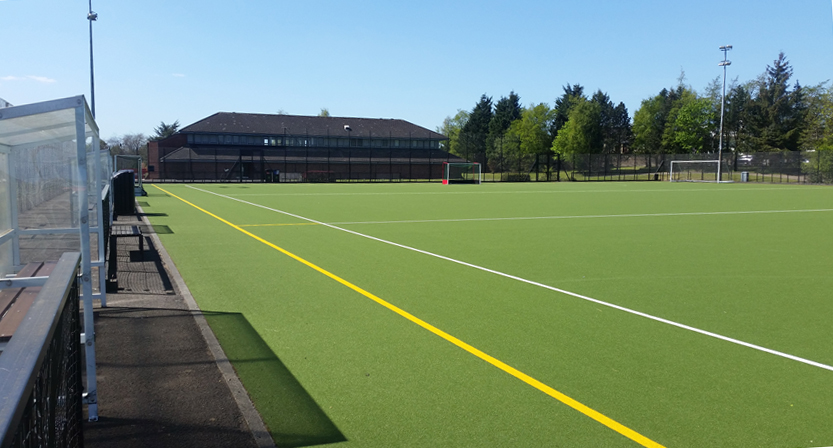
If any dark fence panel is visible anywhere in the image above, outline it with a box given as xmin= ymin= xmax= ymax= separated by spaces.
xmin=155 ymin=146 xmax=463 ymax=183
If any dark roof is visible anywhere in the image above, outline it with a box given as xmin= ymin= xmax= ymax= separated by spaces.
xmin=179 ymin=112 xmax=446 ymax=139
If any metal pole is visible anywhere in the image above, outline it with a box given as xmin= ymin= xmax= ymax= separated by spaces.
xmin=75 ymin=103 xmax=98 ymax=421
xmin=88 ymin=1 xmax=97 ymax=118
xmin=718 ymin=45 xmax=732 ymax=182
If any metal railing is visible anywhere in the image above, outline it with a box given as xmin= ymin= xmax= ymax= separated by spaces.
xmin=0 ymin=252 xmax=83 ymax=448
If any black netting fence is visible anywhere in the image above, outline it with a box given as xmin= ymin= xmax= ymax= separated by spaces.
xmin=152 ymin=145 xmax=833 ymax=185
xmin=154 ymin=146 xmax=466 ymax=183
xmin=557 ymin=151 xmax=833 ymax=184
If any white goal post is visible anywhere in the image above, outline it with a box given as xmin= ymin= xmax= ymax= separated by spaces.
xmin=669 ymin=160 xmax=732 ymax=183
xmin=442 ymin=162 xmax=481 ymax=184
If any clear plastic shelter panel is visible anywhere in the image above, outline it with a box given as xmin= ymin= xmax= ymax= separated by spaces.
xmin=0 ymin=148 xmax=11 ymax=276
xmin=0 ymin=99 xmax=98 ymax=266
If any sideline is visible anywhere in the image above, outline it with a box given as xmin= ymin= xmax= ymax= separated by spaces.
xmin=155 ymin=184 xmax=666 ymax=448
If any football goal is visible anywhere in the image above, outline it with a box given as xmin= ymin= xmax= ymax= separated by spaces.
xmin=442 ymin=162 xmax=481 ymax=184
xmin=669 ymin=160 xmax=732 ymax=183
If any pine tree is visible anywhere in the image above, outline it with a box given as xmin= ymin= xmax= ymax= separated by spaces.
xmin=749 ymin=53 xmax=806 ymax=151
xmin=487 ymin=91 xmax=522 ymax=166
xmin=460 ymin=94 xmax=493 ymax=165
xmin=153 ymin=121 xmax=180 ymax=140
xmin=551 ymin=84 xmax=585 ymax=137
xmin=591 ymin=90 xmax=616 ymax=153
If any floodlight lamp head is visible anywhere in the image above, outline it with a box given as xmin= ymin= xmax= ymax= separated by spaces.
xmin=88 ymin=11 xmax=98 ymax=20
xmin=719 ymin=61 xmax=732 ymax=67
xmin=719 ymin=45 xmax=732 ymax=51
xmin=344 ymin=125 xmax=352 ymax=132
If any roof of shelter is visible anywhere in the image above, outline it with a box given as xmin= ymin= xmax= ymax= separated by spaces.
xmin=179 ymin=112 xmax=446 ymax=139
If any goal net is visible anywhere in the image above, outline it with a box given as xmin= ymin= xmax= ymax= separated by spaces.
xmin=669 ymin=160 xmax=732 ymax=183
xmin=443 ymin=162 xmax=481 ymax=184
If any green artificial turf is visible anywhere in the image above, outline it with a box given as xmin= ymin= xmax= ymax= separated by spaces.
xmin=144 ymin=181 xmax=833 ymax=447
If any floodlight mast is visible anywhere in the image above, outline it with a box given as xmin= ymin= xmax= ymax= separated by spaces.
xmin=88 ymin=0 xmax=97 ymax=118
xmin=717 ymin=45 xmax=732 ymax=182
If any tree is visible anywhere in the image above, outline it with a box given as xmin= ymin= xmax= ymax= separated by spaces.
xmin=610 ymin=102 xmax=632 ymax=153
xmin=551 ymin=84 xmax=585 ymax=137
xmin=632 ymin=85 xmax=695 ymax=154
xmin=590 ymin=90 xmax=632 ymax=153
xmin=459 ymin=94 xmax=493 ymax=165
xmin=725 ymin=82 xmax=755 ymax=154
xmin=152 ymin=121 xmax=180 ymax=140
xmin=437 ymin=110 xmax=470 ymax=157
xmin=591 ymin=90 xmax=614 ymax=151
xmin=748 ymin=52 xmax=806 ymax=151
xmin=632 ymin=95 xmax=665 ymax=154
xmin=488 ymin=92 xmax=522 ymax=147
xmin=108 ymin=133 xmax=148 ymax=159
xmin=318 ymin=108 xmax=331 ymax=117
xmin=506 ymin=103 xmax=554 ymax=155
xmin=487 ymin=92 xmax=522 ymax=167
xmin=659 ymin=87 xmax=698 ymax=153
xmin=669 ymin=97 xmax=716 ymax=153
xmin=551 ymin=98 xmax=603 ymax=155
xmin=800 ymin=82 xmax=833 ymax=152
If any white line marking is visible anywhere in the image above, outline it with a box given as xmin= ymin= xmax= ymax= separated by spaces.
xmin=185 ymin=185 xmax=833 ymax=373
xmin=320 ymin=208 xmax=833 ymax=226
xmin=223 ymin=185 xmax=824 ymax=197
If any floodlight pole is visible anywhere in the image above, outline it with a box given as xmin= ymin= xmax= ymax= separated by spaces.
xmin=88 ymin=1 xmax=98 ymax=118
xmin=717 ymin=45 xmax=732 ymax=182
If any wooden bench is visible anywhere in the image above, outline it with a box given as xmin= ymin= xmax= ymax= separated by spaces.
xmin=0 ymin=262 xmax=57 ymax=352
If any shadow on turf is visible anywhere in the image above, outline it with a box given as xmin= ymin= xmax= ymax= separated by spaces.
xmin=203 ymin=311 xmax=347 ymax=447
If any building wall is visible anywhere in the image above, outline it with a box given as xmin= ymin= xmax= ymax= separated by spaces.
xmin=147 ymin=134 xmax=187 ymax=179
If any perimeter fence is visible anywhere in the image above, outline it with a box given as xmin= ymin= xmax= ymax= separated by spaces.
xmin=153 ymin=146 xmax=468 ymax=183
xmin=555 ymin=151 xmax=833 ymax=184
xmin=148 ymin=145 xmax=833 ymax=185
xmin=478 ymin=151 xmax=831 ymax=184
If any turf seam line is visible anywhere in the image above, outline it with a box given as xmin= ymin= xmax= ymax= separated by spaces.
xmin=237 ymin=208 xmax=833 ymax=227
xmin=189 ymin=185 xmax=833 ymax=374
xmin=158 ymin=185 xmax=665 ymax=448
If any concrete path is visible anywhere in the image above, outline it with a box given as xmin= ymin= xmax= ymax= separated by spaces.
xmin=83 ymin=210 xmax=274 ymax=448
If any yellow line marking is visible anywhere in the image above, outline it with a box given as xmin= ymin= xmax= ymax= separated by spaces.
xmin=153 ymin=184 xmax=665 ymax=448
xmin=238 ymin=223 xmax=319 ymax=227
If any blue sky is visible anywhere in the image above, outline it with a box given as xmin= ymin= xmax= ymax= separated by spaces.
xmin=2 ymin=0 xmax=831 ymax=140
